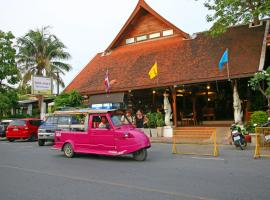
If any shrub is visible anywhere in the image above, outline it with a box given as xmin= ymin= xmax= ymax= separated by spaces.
xmin=146 ymin=112 xmax=156 ymax=128
xmin=146 ymin=112 xmax=165 ymax=128
xmin=248 ymin=111 xmax=268 ymax=132
xmin=156 ymin=112 xmax=164 ymax=127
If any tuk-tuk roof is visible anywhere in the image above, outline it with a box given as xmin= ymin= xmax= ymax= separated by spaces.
xmin=53 ymin=109 xmax=116 ymax=115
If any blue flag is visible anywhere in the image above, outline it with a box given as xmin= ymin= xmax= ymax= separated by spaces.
xmin=219 ymin=49 xmax=228 ymax=71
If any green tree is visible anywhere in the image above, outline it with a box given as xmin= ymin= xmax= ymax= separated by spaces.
xmin=17 ymin=26 xmax=71 ymax=94
xmin=249 ymin=66 xmax=270 ymax=112
xmin=0 ymin=89 xmax=18 ymax=117
xmin=201 ymin=0 xmax=270 ymax=36
xmin=0 ymin=30 xmax=19 ymax=90
xmin=54 ymin=89 xmax=83 ymax=109
xmin=0 ymin=30 xmax=19 ymax=118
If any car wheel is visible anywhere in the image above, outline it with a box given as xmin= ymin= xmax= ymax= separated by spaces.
xmin=63 ymin=143 xmax=74 ymax=158
xmin=8 ymin=138 xmax=15 ymax=142
xmin=133 ymin=149 xmax=147 ymax=161
xmin=38 ymin=139 xmax=45 ymax=146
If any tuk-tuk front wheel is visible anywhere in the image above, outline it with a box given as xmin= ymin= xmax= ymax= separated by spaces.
xmin=133 ymin=149 xmax=147 ymax=161
xmin=63 ymin=143 xmax=74 ymax=158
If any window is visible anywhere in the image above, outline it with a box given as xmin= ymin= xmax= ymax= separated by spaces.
xmin=57 ymin=116 xmax=70 ymax=125
xmin=46 ymin=116 xmax=57 ymax=124
xmin=92 ymin=115 xmax=110 ymax=129
xmin=136 ymin=35 xmax=147 ymax=42
xmin=10 ymin=120 xmax=26 ymax=126
xmin=126 ymin=38 xmax=135 ymax=44
xmin=149 ymin=32 xmax=161 ymax=39
xmin=163 ymin=29 xmax=174 ymax=37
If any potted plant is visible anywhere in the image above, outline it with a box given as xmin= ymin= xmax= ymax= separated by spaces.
xmin=247 ymin=111 xmax=268 ymax=144
xmin=156 ymin=112 xmax=164 ymax=137
xmin=146 ymin=112 xmax=157 ymax=137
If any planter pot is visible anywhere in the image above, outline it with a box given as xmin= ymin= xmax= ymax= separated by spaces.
xmin=163 ymin=126 xmax=173 ymax=138
xmin=249 ymin=133 xmax=256 ymax=146
xmin=150 ymin=128 xmax=158 ymax=137
xmin=157 ymin=127 xmax=163 ymax=137
xmin=142 ymin=128 xmax=151 ymax=137
xmin=143 ymin=128 xmax=157 ymax=137
xmin=244 ymin=135 xmax=252 ymax=143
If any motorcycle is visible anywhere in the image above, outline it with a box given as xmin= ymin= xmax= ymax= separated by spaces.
xmin=261 ymin=118 xmax=270 ymax=143
xmin=261 ymin=117 xmax=270 ymax=127
xmin=230 ymin=124 xmax=247 ymax=150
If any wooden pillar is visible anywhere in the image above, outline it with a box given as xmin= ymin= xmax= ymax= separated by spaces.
xmin=192 ymin=96 xmax=196 ymax=114
xmin=172 ymin=88 xmax=177 ymax=127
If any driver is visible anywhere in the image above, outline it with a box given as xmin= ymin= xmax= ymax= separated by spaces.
xmin=99 ymin=116 xmax=108 ymax=128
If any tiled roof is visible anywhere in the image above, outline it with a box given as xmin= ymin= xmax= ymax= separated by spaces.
xmin=65 ymin=22 xmax=267 ymax=95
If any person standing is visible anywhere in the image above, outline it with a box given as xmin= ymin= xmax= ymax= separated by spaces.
xmin=121 ymin=110 xmax=134 ymax=125
xmin=135 ymin=110 xmax=148 ymax=128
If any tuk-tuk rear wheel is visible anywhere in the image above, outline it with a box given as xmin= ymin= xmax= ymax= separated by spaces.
xmin=63 ymin=143 xmax=74 ymax=158
xmin=133 ymin=148 xmax=147 ymax=161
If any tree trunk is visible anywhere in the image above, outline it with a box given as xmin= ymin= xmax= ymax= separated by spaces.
xmin=253 ymin=16 xmax=260 ymax=26
xmin=232 ymin=80 xmax=243 ymax=124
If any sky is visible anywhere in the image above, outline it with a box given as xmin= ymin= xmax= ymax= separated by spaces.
xmin=0 ymin=0 xmax=212 ymax=91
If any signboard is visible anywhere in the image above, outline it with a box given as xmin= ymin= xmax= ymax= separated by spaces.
xmin=32 ymin=76 xmax=52 ymax=95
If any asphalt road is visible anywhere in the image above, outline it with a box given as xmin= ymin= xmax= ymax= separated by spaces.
xmin=0 ymin=140 xmax=269 ymax=200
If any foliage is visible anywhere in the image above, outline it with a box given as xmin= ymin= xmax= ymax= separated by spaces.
xmin=156 ymin=112 xmax=165 ymax=127
xmin=146 ymin=112 xmax=165 ymax=128
xmin=201 ymin=0 xmax=270 ymax=36
xmin=0 ymin=30 xmax=19 ymax=89
xmin=249 ymin=67 xmax=270 ymax=110
xmin=17 ymin=84 xmax=31 ymax=96
xmin=0 ymin=113 xmax=31 ymax=121
xmin=54 ymin=89 xmax=83 ymax=109
xmin=146 ymin=112 xmax=156 ymax=128
xmin=248 ymin=111 xmax=268 ymax=132
xmin=0 ymin=89 xmax=19 ymax=117
xmin=249 ymin=91 xmax=267 ymax=111
xmin=16 ymin=26 xmax=71 ymax=88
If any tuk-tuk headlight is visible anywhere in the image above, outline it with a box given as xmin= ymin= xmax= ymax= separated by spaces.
xmin=124 ymin=132 xmax=129 ymax=138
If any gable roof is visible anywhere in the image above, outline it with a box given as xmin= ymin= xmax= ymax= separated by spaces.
xmin=65 ymin=21 xmax=268 ymax=95
xmin=105 ymin=0 xmax=189 ymax=52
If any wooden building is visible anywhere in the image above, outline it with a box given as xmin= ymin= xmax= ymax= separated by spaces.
xmin=65 ymin=0 xmax=270 ymax=126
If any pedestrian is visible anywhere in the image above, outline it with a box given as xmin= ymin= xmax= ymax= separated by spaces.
xmin=121 ymin=110 xmax=135 ymax=125
xmin=135 ymin=110 xmax=148 ymax=128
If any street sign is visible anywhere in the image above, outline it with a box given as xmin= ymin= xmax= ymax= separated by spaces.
xmin=32 ymin=76 xmax=52 ymax=95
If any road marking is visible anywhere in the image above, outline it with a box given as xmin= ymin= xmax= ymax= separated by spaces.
xmin=0 ymin=164 xmax=215 ymax=200
xmin=191 ymin=157 xmax=225 ymax=161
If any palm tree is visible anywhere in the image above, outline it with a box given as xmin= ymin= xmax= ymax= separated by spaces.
xmin=17 ymin=26 xmax=71 ymax=94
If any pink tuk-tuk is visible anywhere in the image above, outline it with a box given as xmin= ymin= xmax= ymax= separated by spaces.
xmin=52 ymin=109 xmax=151 ymax=161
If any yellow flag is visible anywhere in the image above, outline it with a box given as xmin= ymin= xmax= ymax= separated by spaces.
xmin=148 ymin=62 xmax=158 ymax=79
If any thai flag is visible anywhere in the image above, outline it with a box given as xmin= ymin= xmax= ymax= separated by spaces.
xmin=104 ymin=69 xmax=110 ymax=93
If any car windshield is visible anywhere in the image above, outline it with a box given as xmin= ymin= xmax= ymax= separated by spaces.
xmin=110 ymin=115 xmax=123 ymax=127
xmin=10 ymin=120 xmax=26 ymax=126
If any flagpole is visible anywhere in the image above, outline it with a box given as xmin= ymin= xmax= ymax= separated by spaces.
xmin=226 ymin=48 xmax=230 ymax=81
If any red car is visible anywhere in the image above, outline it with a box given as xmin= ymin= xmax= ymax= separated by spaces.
xmin=6 ymin=118 xmax=43 ymax=142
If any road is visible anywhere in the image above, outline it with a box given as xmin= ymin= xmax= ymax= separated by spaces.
xmin=0 ymin=140 xmax=269 ymax=200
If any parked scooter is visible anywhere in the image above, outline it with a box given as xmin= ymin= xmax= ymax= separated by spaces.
xmin=261 ymin=117 xmax=270 ymax=127
xmin=261 ymin=117 xmax=270 ymax=143
xmin=230 ymin=124 xmax=247 ymax=150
